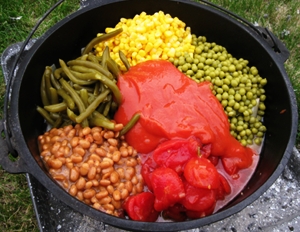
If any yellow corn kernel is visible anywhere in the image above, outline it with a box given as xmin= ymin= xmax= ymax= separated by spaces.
xmin=93 ymin=11 xmax=195 ymax=69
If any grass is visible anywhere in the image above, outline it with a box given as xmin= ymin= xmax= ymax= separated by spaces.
xmin=0 ymin=0 xmax=79 ymax=231
xmin=0 ymin=0 xmax=299 ymax=231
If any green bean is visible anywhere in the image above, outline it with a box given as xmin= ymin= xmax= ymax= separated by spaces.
xmin=80 ymin=89 xmax=89 ymax=108
xmin=67 ymin=60 xmax=113 ymax=80
xmin=89 ymin=111 xmax=115 ymax=130
xmin=49 ymin=87 xmax=59 ymax=104
xmin=77 ymin=54 xmax=88 ymax=61
xmin=120 ymin=113 xmax=141 ymax=136
xmin=59 ymin=78 xmax=89 ymax=127
xmin=40 ymin=72 xmax=50 ymax=106
xmin=82 ymin=28 xmax=123 ymax=55
xmin=95 ymin=73 xmax=121 ymax=105
xmin=67 ymin=108 xmax=77 ymax=122
xmin=73 ymin=84 xmax=94 ymax=93
xmin=57 ymin=88 xmax=75 ymax=110
xmin=70 ymin=70 xmax=99 ymax=81
xmin=44 ymin=102 xmax=67 ymax=113
xmin=87 ymin=53 xmax=100 ymax=63
xmin=75 ymin=89 xmax=110 ymax=123
xmin=103 ymin=95 xmax=112 ymax=117
xmin=107 ymin=57 xmax=121 ymax=78
xmin=37 ymin=106 xmax=54 ymax=125
xmin=50 ymin=72 xmax=61 ymax=89
xmin=44 ymin=67 xmax=53 ymax=101
xmin=70 ymin=65 xmax=102 ymax=75
xmin=59 ymin=59 xmax=96 ymax=85
xmin=119 ymin=50 xmax=130 ymax=71
xmin=53 ymin=116 xmax=63 ymax=128
xmin=54 ymin=67 xmax=64 ymax=79
xmin=93 ymin=81 xmax=100 ymax=96
xmin=101 ymin=46 xmax=110 ymax=69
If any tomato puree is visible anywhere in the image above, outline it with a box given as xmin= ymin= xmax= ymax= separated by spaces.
xmin=114 ymin=60 xmax=255 ymax=175
xmin=114 ymin=60 xmax=258 ymax=221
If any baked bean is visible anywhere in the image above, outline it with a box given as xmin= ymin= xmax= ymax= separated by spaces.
xmin=125 ymin=180 xmax=133 ymax=193
xmin=85 ymin=181 xmax=93 ymax=189
xmin=57 ymin=157 xmax=66 ymax=164
xmin=77 ymin=191 xmax=84 ymax=201
xmin=71 ymin=154 xmax=83 ymax=163
xmin=65 ymin=162 xmax=73 ymax=169
xmin=117 ymin=182 xmax=125 ymax=190
xmin=48 ymin=158 xmax=63 ymax=169
xmin=91 ymin=179 xmax=99 ymax=187
xmin=41 ymin=150 xmax=50 ymax=157
xmin=107 ymin=138 xmax=118 ymax=147
xmin=99 ymin=196 xmax=112 ymax=205
xmin=93 ymin=131 xmax=103 ymax=142
xmin=103 ymin=130 xmax=114 ymax=139
xmin=113 ymin=190 xmax=121 ymax=201
xmin=79 ymin=139 xmax=91 ymax=149
xmin=87 ymin=166 xmax=97 ymax=180
xmin=50 ymin=135 xmax=60 ymax=143
xmin=103 ymin=204 xmax=114 ymax=211
xmin=83 ymin=189 xmax=96 ymax=199
xmin=84 ymin=199 xmax=91 ymax=205
xmin=131 ymin=175 xmax=138 ymax=185
xmin=89 ymin=143 xmax=97 ymax=153
xmin=96 ymin=190 xmax=108 ymax=200
xmin=82 ymin=127 xmax=91 ymax=136
xmin=64 ymin=146 xmax=71 ymax=156
xmin=53 ymin=174 xmax=65 ymax=181
xmin=75 ymin=177 xmax=86 ymax=190
xmin=39 ymin=124 xmax=142 ymax=217
xmin=112 ymin=151 xmax=121 ymax=163
xmin=107 ymin=185 xmax=114 ymax=195
xmin=126 ymin=157 xmax=138 ymax=167
xmin=69 ymin=184 xmax=78 ymax=196
xmin=70 ymin=167 xmax=80 ymax=182
xmin=116 ymin=168 xmax=125 ymax=179
xmin=127 ymin=146 xmax=134 ymax=156
xmin=136 ymin=182 xmax=144 ymax=193
xmin=89 ymin=154 xmax=101 ymax=162
xmin=91 ymin=196 xmax=98 ymax=204
xmin=67 ymin=128 xmax=76 ymax=138
xmin=114 ymin=123 xmax=124 ymax=132
xmin=120 ymin=189 xmax=129 ymax=200
xmin=125 ymin=167 xmax=135 ymax=180
xmin=111 ymin=198 xmax=121 ymax=209
xmin=110 ymin=171 xmax=119 ymax=184
xmin=93 ymin=202 xmax=101 ymax=210
xmin=99 ymin=179 xmax=111 ymax=186
xmin=120 ymin=146 xmax=128 ymax=157
xmin=51 ymin=141 xmax=61 ymax=154
xmin=79 ymin=163 xmax=89 ymax=176
xmin=73 ymin=147 xmax=85 ymax=156
xmin=95 ymin=147 xmax=106 ymax=157
xmin=70 ymin=137 xmax=79 ymax=147
xmin=102 ymin=166 xmax=114 ymax=175
xmin=63 ymin=125 xmax=73 ymax=134
xmin=62 ymin=179 xmax=69 ymax=189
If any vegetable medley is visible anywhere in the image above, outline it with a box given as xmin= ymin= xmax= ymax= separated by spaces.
xmin=37 ymin=11 xmax=267 ymax=222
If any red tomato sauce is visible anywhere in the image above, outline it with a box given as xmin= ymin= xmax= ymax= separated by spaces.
xmin=114 ymin=60 xmax=258 ymax=221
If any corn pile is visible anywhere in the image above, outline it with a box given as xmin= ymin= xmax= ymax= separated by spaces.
xmin=94 ymin=11 xmax=195 ymax=70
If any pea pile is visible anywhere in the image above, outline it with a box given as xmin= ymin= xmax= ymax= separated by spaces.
xmin=169 ymin=35 xmax=267 ymax=146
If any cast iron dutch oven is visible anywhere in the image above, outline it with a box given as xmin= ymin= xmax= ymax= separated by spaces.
xmin=0 ymin=0 xmax=298 ymax=231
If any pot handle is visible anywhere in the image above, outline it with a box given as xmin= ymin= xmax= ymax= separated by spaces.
xmin=0 ymin=120 xmax=29 ymax=173
xmin=198 ymin=0 xmax=290 ymax=63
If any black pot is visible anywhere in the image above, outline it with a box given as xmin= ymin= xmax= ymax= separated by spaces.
xmin=0 ymin=0 xmax=298 ymax=231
